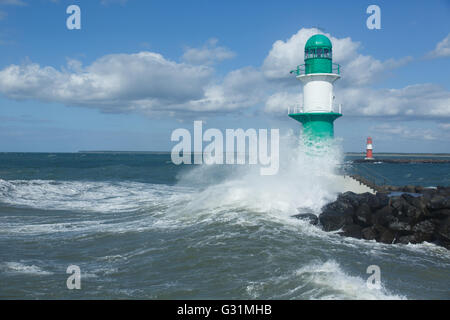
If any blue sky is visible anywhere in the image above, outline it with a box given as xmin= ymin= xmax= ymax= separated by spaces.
xmin=0 ymin=0 xmax=449 ymax=152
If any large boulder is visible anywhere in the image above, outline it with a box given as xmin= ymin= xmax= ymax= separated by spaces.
xmin=337 ymin=191 xmax=361 ymax=208
xmin=319 ymin=199 xmax=354 ymax=231
xmin=388 ymin=220 xmax=412 ymax=233
xmin=428 ymin=195 xmax=450 ymax=210
xmin=428 ymin=209 xmax=450 ymax=219
xmin=372 ymin=205 xmax=396 ymax=227
xmin=412 ymin=220 xmax=436 ymax=235
xmin=354 ymin=203 xmax=372 ymax=227
xmin=291 ymin=213 xmax=319 ymax=225
xmin=411 ymin=220 xmax=437 ymax=242
xmin=359 ymin=192 xmax=384 ymax=210
xmin=321 ymin=198 xmax=355 ymax=215
xmin=361 ymin=226 xmax=377 ymax=240
xmin=375 ymin=225 xmax=395 ymax=244
xmin=437 ymin=217 xmax=450 ymax=242
xmin=375 ymin=192 xmax=390 ymax=208
xmin=437 ymin=186 xmax=450 ymax=196
xmin=403 ymin=203 xmax=424 ymax=222
xmin=421 ymin=188 xmax=437 ymax=201
xmin=402 ymin=194 xmax=426 ymax=210
xmin=319 ymin=210 xmax=354 ymax=231
xmin=396 ymin=234 xmax=420 ymax=245
xmin=339 ymin=224 xmax=363 ymax=239
xmin=390 ymin=196 xmax=407 ymax=212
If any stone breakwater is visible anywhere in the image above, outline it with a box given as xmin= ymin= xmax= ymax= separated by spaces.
xmin=353 ymin=159 xmax=450 ymax=164
xmin=294 ymin=186 xmax=450 ymax=249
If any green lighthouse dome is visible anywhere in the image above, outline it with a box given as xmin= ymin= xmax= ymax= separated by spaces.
xmin=305 ymin=34 xmax=332 ymax=51
xmin=304 ymin=34 xmax=333 ymax=74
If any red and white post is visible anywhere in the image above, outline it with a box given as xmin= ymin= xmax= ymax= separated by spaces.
xmin=365 ymin=137 xmax=374 ymax=160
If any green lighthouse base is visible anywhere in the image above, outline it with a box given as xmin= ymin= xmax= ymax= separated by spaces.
xmin=288 ymin=112 xmax=342 ymax=144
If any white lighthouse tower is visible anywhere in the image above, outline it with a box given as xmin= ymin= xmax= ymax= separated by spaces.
xmin=289 ymin=34 xmax=342 ymax=143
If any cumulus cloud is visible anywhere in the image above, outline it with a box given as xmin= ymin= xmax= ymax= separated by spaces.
xmin=260 ymin=29 xmax=448 ymax=119
xmin=427 ymin=33 xmax=450 ymax=58
xmin=339 ymin=84 xmax=450 ymax=118
xmin=264 ymin=91 xmax=302 ymax=113
xmin=266 ymin=83 xmax=450 ymax=118
xmin=0 ymin=28 xmax=448 ymax=122
xmin=262 ymin=28 xmax=412 ymax=87
xmin=182 ymin=38 xmax=235 ymax=65
xmin=0 ymin=52 xmax=213 ymax=113
xmin=370 ymin=123 xmax=439 ymax=141
xmin=167 ymin=67 xmax=267 ymax=113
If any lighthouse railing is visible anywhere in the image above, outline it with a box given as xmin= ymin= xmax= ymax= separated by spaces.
xmin=332 ymin=63 xmax=340 ymax=75
xmin=289 ymin=64 xmax=306 ymax=76
xmin=288 ymin=104 xmax=342 ymax=114
xmin=288 ymin=103 xmax=342 ymax=114
xmin=288 ymin=104 xmax=303 ymax=114
xmin=289 ymin=63 xmax=341 ymax=76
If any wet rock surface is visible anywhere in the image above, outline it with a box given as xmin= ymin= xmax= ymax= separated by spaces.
xmin=315 ymin=186 xmax=450 ymax=249
xmin=291 ymin=213 xmax=319 ymax=225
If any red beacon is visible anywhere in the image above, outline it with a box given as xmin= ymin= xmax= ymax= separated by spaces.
xmin=365 ymin=137 xmax=374 ymax=160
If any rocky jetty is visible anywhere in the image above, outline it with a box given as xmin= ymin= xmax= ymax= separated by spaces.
xmin=353 ymin=159 xmax=450 ymax=164
xmin=305 ymin=186 xmax=450 ymax=249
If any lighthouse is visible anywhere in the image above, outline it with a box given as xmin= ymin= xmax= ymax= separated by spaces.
xmin=365 ymin=137 xmax=374 ymax=160
xmin=288 ymin=34 xmax=342 ymax=145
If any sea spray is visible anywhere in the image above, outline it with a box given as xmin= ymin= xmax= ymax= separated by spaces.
xmin=175 ymin=131 xmax=344 ymax=215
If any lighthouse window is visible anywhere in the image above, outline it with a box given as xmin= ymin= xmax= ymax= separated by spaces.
xmin=317 ymin=48 xmax=322 ymax=56
xmin=305 ymin=49 xmax=315 ymax=59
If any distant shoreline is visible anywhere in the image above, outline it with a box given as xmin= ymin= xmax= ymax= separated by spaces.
xmin=346 ymin=153 xmax=450 ymax=158
xmin=78 ymin=151 xmax=450 ymax=158
xmin=0 ymin=151 xmax=449 ymax=157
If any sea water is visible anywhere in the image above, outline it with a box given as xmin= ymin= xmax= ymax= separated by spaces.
xmin=0 ymin=139 xmax=449 ymax=299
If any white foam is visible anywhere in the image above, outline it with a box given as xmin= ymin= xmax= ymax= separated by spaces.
xmin=1 ymin=262 xmax=53 ymax=275
xmin=294 ymin=260 xmax=406 ymax=300
xmin=0 ymin=179 xmax=191 ymax=213
xmin=245 ymin=260 xmax=406 ymax=300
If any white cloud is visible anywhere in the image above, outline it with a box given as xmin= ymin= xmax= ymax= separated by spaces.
xmin=0 ymin=28 xmax=448 ymax=122
xmin=427 ymin=33 xmax=450 ymax=58
xmin=264 ymin=91 xmax=302 ymax=114
xmin=0 ymin=52 xmax=213 ymax=113
xmin=260 ymin=29 xmax=448 ymax=119
xmin=261 ymin=28 xmax=411 ymax=87
xmin=370 ymin=124 xmax=439 ymax=141
xmin=339 ymin=84 xmax=450 ymax=118
xmin=173 ymin=67 xmax=266 ymax=112
xmin=266 ymin=83 xmax=450 ymax=118
xmin=182 ymin=38 xmax=235 ymax=65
